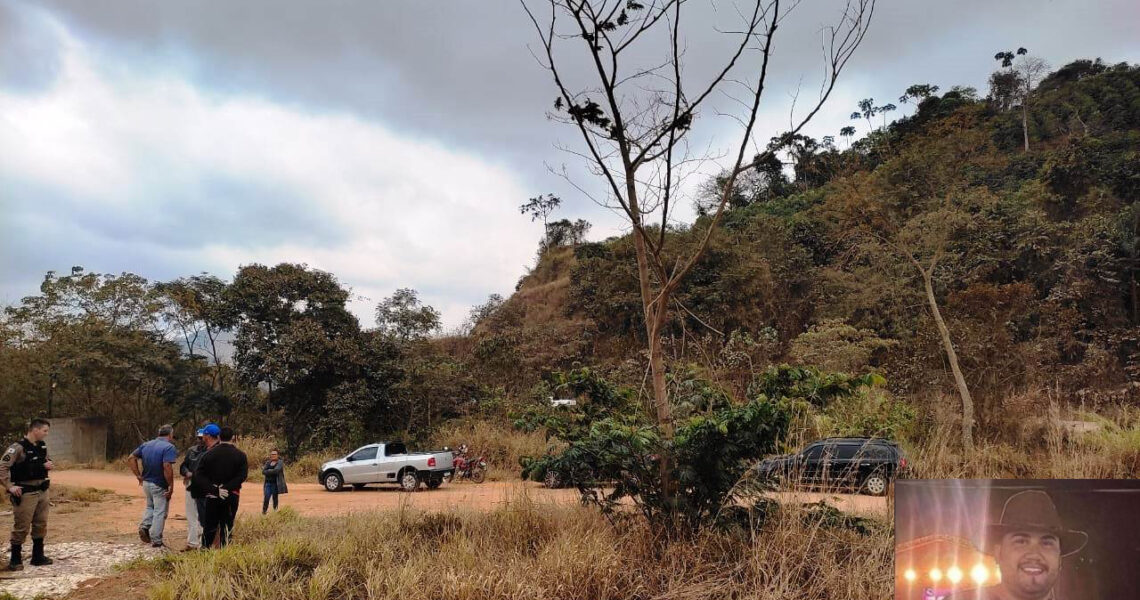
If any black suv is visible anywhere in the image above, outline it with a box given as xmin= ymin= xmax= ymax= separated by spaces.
xmin=755 ymin=437 xmax=908 ymax=496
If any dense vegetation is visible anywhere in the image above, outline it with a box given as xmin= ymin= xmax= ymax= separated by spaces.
xmin=2 ymin=58 xmax=1138 ymax=483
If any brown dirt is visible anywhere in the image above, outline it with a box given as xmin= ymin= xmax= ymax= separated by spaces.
xmin=41 ymin=469 xmax=585 ymax=549
xmin=64 ymin=568 xmax=154 ymax=600
xmin=35 ymin=470 xmax=887 ymax=549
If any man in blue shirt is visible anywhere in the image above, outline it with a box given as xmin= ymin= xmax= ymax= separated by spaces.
xmin=126 ymin=424 xmax=178 ymax=548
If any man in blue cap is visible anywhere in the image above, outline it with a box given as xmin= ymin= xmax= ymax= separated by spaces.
xmin=190 ymin=424 xmax=247 ymax=548
xmin=178 ymin=428 xmax=209 ymax=550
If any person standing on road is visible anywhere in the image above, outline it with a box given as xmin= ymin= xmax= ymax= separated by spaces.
xmin=217 ymin=428 xmax=247 ymax=540
xmin=191 ymin=425 xmax=247 ymax=548
xmin=127 ymin=424 xmax=178 ymax=549
xmin=178 ymin=429 xmax=208 ymax=550
xmin=261 ymin=449 xmax=288 ymax=514
xmin=1 ymin=418 xmax=54 ymax=571
xmin=187 ymin=424 xmax=220 ymax=548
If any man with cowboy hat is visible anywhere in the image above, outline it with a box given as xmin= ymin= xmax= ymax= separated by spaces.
xmin=949 ymin=489 xmax=1087 ymax=600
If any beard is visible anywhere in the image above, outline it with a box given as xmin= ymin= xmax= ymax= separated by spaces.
xmin=1004 ymin=559 xmax=1057 ymax=597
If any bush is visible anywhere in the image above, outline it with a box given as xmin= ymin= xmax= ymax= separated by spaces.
xmin=516 ymin=366 xmax=881 ymax=531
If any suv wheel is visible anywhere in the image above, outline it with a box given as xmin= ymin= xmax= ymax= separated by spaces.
xmin=400 ymin=470 xmax=420 ymax=492
xmin=862 ymin=473 xmax=888 ymax=496
xmin=543 ymin=470 xmax=562 ymax=489
xmin=322 ymin=471 xmax=344 ymax=492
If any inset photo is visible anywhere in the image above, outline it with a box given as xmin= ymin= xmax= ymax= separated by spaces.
xmin=895 ymin=479 xmax=1140 ymax=600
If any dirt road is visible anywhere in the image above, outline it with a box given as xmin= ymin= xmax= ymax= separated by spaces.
xmin=17 ymin=470 xmax=888 ymax=550
xmin=41 ymin=469 xmax=585 ymax=548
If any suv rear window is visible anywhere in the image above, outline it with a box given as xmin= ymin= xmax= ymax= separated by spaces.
xmin=803 ymin=444 xmax=826 ymax=460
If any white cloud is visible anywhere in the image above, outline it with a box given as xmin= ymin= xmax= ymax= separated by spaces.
xmin=0 ymin=11 xmax=539 ymax=328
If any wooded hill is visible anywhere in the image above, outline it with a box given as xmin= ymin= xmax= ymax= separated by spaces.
xmin=462 ymin=58 xmax=1140 ymax=440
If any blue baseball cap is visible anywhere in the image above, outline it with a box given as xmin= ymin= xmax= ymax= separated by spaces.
xmin=201 ymin=424 xmax=221 ymax=437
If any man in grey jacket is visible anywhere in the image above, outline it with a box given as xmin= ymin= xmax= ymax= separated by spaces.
xmin=178 ymin=430 xmax=208 ymax=550
xmin=261 ymin=449 xmax=288 ymax=514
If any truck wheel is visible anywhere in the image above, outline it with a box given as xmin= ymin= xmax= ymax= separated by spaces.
xmin=862 ymin=473 xmax=888 ymax=497
xmin=322 ymin=471 xmax=344 ymax=492
xmin=470 ymin=467 xmax=487 ymax=484
xmin=400 ymin=470 xmax=420 ymax=492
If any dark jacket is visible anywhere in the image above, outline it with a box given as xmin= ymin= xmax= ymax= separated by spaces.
xmin=261 ymin=460 xmax=288 ymax=494
xmin=190 ymin=443 xmax=248 ymax=499
xmin=178 ymin=444 xmax=208 ymax=481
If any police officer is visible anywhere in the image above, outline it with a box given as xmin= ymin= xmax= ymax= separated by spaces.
xmin=0 ymin=418 xmax=54 ymax=571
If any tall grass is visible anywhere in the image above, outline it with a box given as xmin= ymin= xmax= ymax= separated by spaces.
xmin=430 ymin=419 xmax=550 ymax=477
xmin=904 ymin=401 xmax=1140 ymax=479
xmin=142 ymin=492 xmax=891 ymax=600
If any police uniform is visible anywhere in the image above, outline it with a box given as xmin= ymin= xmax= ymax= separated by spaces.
xmin=0 ymin=438 xmax=53 ymax=570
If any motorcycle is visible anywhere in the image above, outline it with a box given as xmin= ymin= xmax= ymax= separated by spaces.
xmin=447 ymin=449 xmax=488 ymax=484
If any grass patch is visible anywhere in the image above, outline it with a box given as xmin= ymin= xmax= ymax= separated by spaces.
xmin=53 ymin=485 xmax=118 ymax=503
xmin=430 ymin=419 xmax=550 ymax=476
xmin=904 ymin=409 xmax=1140 ymax=479
xmin=133 ymin=495 xmax=889 ymax=600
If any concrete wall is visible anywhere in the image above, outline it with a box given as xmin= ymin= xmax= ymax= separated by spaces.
xmin=49 ymin=417 xmax=109 ymax=463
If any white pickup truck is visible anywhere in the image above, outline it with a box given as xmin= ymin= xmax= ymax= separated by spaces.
xmin=318 ymin=441 xmax=455 ymax=492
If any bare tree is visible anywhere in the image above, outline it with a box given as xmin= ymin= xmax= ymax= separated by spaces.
xmin=995 ymin=48 xmax=1049 ymax=151
xmin=873 ymin=207 xmax=977 ymax=453
xmin=521 ymin=0 xmax=875 ymax=496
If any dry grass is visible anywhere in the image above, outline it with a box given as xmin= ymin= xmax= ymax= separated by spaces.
xmin=137 ymin=491 xmax=890 ymax=600
xmin=904 ymin=403 xmax=1140 ymax=479
xmin=53 ymin=485 xmax=117 ymax=503
xmin=430 ymin=419 xmax=550 ymax=478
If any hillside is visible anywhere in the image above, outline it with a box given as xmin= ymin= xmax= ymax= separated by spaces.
xmin=469 ymin=58 xmax=1140 ymax=438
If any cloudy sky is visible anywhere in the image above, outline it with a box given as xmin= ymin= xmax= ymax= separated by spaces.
xmin=2 ymin=0 xmax=1138 ymax=329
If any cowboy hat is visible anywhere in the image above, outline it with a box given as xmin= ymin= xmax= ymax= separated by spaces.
xmin=985 ymin=490 xmax=1088 ymax=557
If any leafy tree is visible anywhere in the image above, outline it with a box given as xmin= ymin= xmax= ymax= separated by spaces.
xmin=899 ymin=83 xmax=940 ymax=105
xmin=2 ymin=268 xmax=216 ymax=453
xmin=156 ymin=274 xmax=231 ymax=389
xmin=520 ymin=193 xmax=562 ymax=229
xmin=839 ymin=125 xmax=857 ymax=148
xmin=544 ymin=218 xmax=592 ymax=249
xmin=518 ymin=366 xmax=878 ymax=531
xmin=851 ymin=98 xmax=878 ymax=135
xmin=375 ymin=288 xmax=441 ymax=343
xmin=994 ymin=47 xmax=1049 ymax=151
xmin=226 ymin=263 xmax=376 ymax=453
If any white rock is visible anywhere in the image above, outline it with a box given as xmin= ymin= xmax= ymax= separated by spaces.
xmin=0 ymin=541 xmax=161 ymax=599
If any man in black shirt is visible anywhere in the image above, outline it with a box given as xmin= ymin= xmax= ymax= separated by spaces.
xmin=190 ymin=424 xmax=247 ymax=548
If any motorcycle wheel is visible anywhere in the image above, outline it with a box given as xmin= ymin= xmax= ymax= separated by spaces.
xmin=471 ymin=467 xmax=487 ymax=484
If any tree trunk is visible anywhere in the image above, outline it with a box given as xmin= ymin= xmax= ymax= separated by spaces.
xmin=1131 ymin=206 xmax=1139 ymax=323
xmin=923 ymin=271 xmax=975 ymax=452
xmin=625 ymin=181 xmax=676 ymax=504
xmin=1021 ymin=101 xmax=1030 ymax=152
